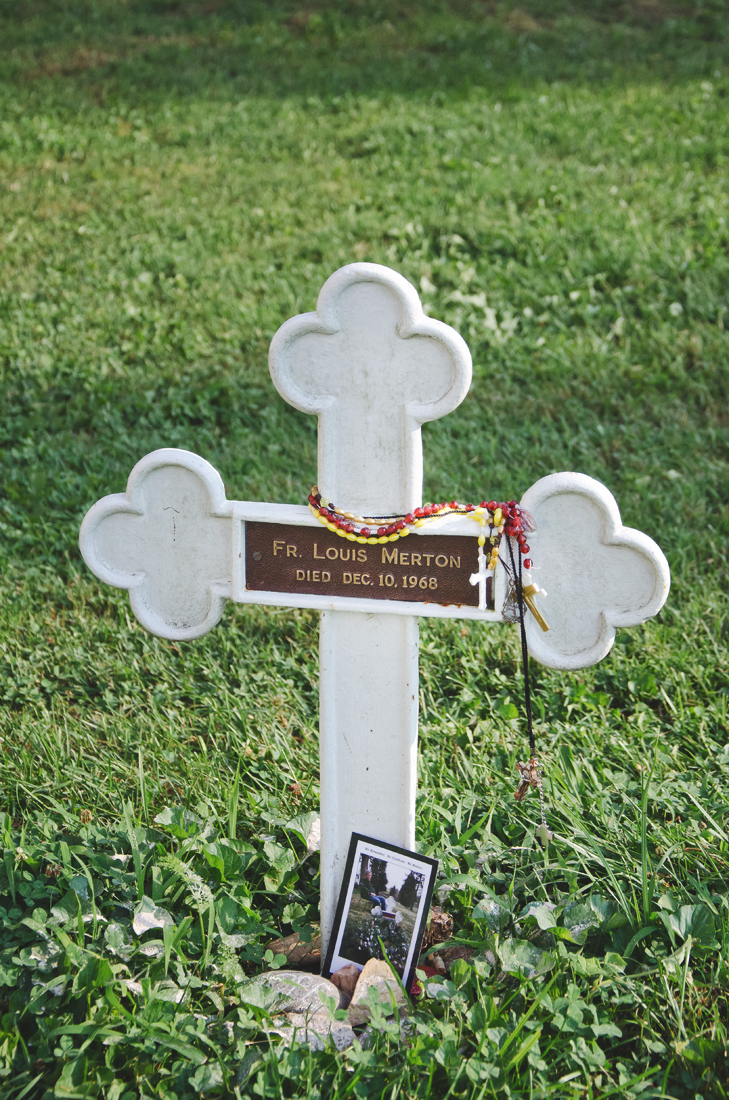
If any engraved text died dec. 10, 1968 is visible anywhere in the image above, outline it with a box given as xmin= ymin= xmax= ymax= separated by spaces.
xmin=244 ymin=522 xmax=490 ymax=608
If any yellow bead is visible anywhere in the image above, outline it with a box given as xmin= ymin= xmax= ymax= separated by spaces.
xmin=399 ymin=528 xmax=409 ymax=537
xmin=414 ymin=520 xmax=424 ymax=527
xmin=343 ymin=512 xmax=354 ymax=520
xmin=388 ymin=534 xmax=399 ymax=541
xmin=493 ymin=508 xmax=502 ymax=525
xmin=377 ymin=536 xmax=388 ymax=544
xmin=478 ymin=535 xmax=486 ymax=546
xmin=346 ymin=533 xmax=357 ymax=541
xmin=356 ymin=536 xmax=367 ymax=544
xmin=337 ymin=528 xmax=346 ymax=537
xmin=326 ymin=523 xmax=337 ymax=532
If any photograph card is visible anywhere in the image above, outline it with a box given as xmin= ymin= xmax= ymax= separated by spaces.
xmin=322 ymin=833 xmax=439 ymax=991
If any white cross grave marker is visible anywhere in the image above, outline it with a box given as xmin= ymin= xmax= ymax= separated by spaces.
xmin=79 ymin=262 xmax=670 ymax=950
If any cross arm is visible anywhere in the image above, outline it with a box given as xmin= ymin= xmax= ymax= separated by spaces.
xmin=520 ymin=471 xmax=670 ymax=670
xmin=79 ymin=449 xmax=235 ymax=641
xmin=79 ymin=449 xmax=506 ymax=642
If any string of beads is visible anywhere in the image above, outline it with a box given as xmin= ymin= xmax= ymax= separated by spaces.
xmin=307 ymin=487 xmax=534 ymax=571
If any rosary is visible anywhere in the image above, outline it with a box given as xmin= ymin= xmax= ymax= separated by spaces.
xmin=308 ymin=487 xmax=551 ymax=832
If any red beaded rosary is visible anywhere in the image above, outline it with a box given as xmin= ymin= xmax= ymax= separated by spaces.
xmin=308 ymin=488 xmax=533 ymax=568
xmin=308 ymin=487 xmax=548 ymax=818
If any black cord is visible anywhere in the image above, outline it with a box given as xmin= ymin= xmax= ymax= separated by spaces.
xmin=506 ymin=535 xmax=535 ymax=759
xmin=316 ymin=504 xmax=480 ymax=523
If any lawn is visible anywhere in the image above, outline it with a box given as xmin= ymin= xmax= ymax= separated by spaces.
xmin=0 ymin=1 xmax=728 ymax=1097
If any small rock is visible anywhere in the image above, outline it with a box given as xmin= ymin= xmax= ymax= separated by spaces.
xmin=347 ymin=958 xmax=406 ymax=1027
xmin=255 ymin=970 xmax=355 ymax=1051
xmin=330 ymin=964 xmax=361 ymax=1008
xmin=264 ymin=929 xmax=322 ymax=972
xmin=252 ymin=970 xmax=338 ymax=1015
xmin=273 ymin=1011 xmax=355 ymax=1051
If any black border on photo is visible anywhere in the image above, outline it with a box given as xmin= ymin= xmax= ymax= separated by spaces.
xmin=322 ymin=832 xmax=439 ymax=992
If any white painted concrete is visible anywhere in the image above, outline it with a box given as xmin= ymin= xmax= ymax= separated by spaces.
xmin=269 ymin=264 xmax=473 ymax=945
xmin=520 ymin=472 xmax=670 ymax=670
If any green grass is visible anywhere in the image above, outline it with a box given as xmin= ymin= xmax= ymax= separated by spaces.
xmin=0 ymin=1 xmax=728 ymax=1097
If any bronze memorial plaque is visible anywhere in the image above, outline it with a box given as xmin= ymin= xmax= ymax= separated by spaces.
xmin=245 ymin=522 xmax=492 ymax=609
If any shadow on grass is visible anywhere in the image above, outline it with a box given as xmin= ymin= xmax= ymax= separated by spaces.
xmin=3 ymin=0 xmax=729 ymax=106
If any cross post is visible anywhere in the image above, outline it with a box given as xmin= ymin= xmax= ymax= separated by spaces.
xmin=79 ymin=262 xmax=670 ymax=953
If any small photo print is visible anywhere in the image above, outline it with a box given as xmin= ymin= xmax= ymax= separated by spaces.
xmin=323 ymin=833 xmax=439 ymax=992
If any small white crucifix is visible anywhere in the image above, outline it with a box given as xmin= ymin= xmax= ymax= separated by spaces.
xmin=469 ymin=545 xmax=492 ymax=612
xmin=79 ymin=262 xmax=670 ymax=951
